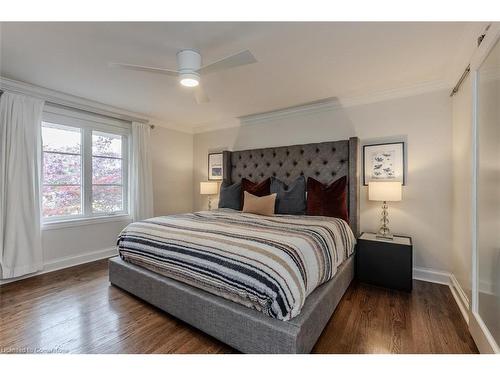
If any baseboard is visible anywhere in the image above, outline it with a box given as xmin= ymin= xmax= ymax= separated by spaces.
xmin=449 ymin=274 xmax=471 ymax=324
xmin=413 ymin=266 xmax=500 ymax=353
xmin=413 ymin=266 xmax=451 ymax=285
xmin=470 ymin=311 xmax=500 ymax=354
xmin=0 ymin=247 xmax=118 ymax=285
xmin=413 ymin=266 xmax=471 ymax=325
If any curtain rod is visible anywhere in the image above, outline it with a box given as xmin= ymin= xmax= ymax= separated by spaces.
xmin=449 ymin=65 xmax=471 ymax=97
xmin=0 ymin=88 xmax=154 ymax=129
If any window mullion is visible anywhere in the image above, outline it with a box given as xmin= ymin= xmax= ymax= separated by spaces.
xmin=82 ymin=128 xmax=92 ymax=217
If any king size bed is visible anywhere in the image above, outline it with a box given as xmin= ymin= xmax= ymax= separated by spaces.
xmin=109 ymin=137 xmax=360 ymax=353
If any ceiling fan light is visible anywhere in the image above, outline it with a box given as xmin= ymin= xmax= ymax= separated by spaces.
xmin=180 ymin=78 xmax=199 ymax=87
xmin=179 ymin=72 xmax=200 ymax=87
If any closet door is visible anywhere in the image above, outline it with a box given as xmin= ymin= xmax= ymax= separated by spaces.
xmin=476 ymin=35 xmax=500 ymax=352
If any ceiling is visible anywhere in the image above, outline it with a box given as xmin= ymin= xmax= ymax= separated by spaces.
xmin=0 ymin=22 xmax=478 ymax=132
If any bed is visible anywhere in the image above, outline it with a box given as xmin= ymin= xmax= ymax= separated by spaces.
xmin=109 ymin=137 xmax=360 ymax=353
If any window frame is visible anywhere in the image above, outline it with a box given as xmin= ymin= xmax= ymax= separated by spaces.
xmin=89 ymin=129 xmax=129 ymax=217
xmin=41 ymin=107 xmax=130 ymax=225
xmin=41 ymin=122 xmax=84 ymax=220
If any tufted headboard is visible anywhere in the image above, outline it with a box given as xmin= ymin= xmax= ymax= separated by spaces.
xmin=222 ymin=137 xmax=360 ymax=236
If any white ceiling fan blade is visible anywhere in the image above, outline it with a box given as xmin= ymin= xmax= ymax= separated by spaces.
xmin=194 ymin=85 xmax=210 ymax=104
xmin=108 ymin=62 xmax=178 ymax=77
xmin=198 ymin=50 xmax=257 ymax=75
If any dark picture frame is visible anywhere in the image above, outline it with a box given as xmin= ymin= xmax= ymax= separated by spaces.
xmin=363 ymin=142 xmax=405 ymax=186
xmin=208 ymin=152 xmax=223 ymax=181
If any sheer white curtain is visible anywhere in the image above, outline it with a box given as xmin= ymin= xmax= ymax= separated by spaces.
xmin=0 ymin=92 xmax=45 ymax=279
xmin=130 ymin=122 xmax=154 ymax=221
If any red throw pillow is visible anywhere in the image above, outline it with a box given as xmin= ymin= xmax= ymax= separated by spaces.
xmin=241 ymin=178 xmax=271 ymax=209
xmin=306 ymin=176 xmax=349 ymax=222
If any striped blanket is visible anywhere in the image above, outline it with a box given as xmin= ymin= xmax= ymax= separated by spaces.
xmin=117 ymin=209 xmax=356 ymax=321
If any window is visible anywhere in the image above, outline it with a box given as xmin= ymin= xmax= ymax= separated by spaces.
xmin=42 ymin=124 xmax=82 ymax=217
xmin=92 ymin=131 xmax=124 ymax=213
xmin=41 ymin=110 xmax=129 ymax=222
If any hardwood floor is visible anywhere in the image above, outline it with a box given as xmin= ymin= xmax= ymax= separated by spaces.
xmin=0 ymin=258 xmax=478 ymax=354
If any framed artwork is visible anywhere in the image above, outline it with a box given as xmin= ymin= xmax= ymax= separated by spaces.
xmin=208 ymin=153 xmax=223 ymax=180
xmin=363 ymin=142 xmax=405 ymax=185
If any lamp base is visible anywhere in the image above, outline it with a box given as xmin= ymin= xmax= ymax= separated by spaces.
xmin=377 ymin=201 xmax=393 ymax=240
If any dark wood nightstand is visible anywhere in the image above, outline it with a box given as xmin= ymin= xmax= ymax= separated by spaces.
xmin=356 ymin=232 xmax=413 ymax=292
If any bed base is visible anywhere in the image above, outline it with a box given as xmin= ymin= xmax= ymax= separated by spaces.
xmin=108 ymin=255 xmax=354 ymax=354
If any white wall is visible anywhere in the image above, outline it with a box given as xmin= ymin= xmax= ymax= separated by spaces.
xmin=451 ymin=75 xmax=473 ymax=302
xmin=194 ymin=90 xmax=453 ymax=272
xmin=6 ymin=88 xmax=454 ymax=281
xmin=2 ymin=125 xmax=194 ymax=284
xmin=41 ymin=219 xmax=130 ymax=269
xmin=151 ymin=126 xmax=194 ymax=216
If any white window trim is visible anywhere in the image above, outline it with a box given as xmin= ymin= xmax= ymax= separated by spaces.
xmin=42 ymin=214 xmax=132 ymax=230
xmin=41 ymin=108 xmax=131 ymax=226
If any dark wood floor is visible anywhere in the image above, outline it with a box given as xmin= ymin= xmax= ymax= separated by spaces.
xmin=0 ymin=259 xmax=478 ymax=354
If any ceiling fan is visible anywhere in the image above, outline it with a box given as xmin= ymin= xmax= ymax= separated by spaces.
xmin=109 ymin=49 xmax=257 ymax=103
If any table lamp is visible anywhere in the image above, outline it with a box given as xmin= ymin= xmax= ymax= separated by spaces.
xmin=200 ymin=181 xmax=218 ymax=210
xmin=368 ymin=181 xmax=402 ymax=239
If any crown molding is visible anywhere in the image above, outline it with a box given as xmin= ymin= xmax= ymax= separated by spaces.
xmin=238 ymin=97 xmax=340 ymax=126
xmin=1 ymin=75 xmax=451 ymax=136
xmin=192 ymin=79 xmax=450 ymax=134
xmin=338 ymin=79 xmax=449 ymax=107
xmin=148 ymin=117 xmax=195 ymax=134
xmin=0 ymin=76 xmax=194 ymax=134
xmin=0 ymin=76 xmax=150 ymax=123
xmin=191 ymin=118 xmax=240 ymax=134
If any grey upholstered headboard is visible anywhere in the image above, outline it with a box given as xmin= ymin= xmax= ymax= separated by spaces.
xmin=222 ymin=137 xmax=360 ymax=236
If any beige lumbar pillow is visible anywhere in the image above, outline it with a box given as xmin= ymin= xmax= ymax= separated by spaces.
xmin=242 ymin=191 xmax=277 ymax=216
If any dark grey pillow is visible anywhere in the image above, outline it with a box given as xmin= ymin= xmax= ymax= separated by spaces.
xmin=218 ymin=181 xmax=241 ymax=210
xmin=270 ymin=176 xmax=306 ymax=215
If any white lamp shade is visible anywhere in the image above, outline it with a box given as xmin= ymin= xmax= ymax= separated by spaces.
xmin=368 ymin=181 xmax=402 ymax=202
xmin=200 ymin=181 xmax=218 ymax=195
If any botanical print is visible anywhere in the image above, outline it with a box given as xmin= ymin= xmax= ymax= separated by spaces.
xmin=208 ymin=153 xmax=223 ymax=180
xmin=363 ymin=142 xmax=405 ymax=185
xmin=370 ymin=150 xmax=395 ymax=179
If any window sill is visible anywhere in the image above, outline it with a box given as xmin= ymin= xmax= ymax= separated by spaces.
xmin=42 ymin=214 xmax=132 ymax=231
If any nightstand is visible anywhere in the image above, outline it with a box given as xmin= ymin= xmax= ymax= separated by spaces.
xmin=356 ymin=232 xmax=413 ymax=292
